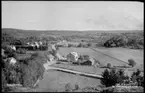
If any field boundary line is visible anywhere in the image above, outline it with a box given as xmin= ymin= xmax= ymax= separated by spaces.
xmin=90 ymin=48 xmax=129 ymax=64
xmin=48 ymin=65 xmax=103 ymax=79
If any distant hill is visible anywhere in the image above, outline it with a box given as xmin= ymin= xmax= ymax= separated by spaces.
xmin=2 ymin=28 xmax=143 ymax=39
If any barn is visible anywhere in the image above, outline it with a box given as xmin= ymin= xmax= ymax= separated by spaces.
xmin=79 ymin=55 xmax=96 ymax=66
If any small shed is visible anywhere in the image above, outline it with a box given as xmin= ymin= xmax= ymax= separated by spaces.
xmin=47 ymin=54 xmax=55 ymax=62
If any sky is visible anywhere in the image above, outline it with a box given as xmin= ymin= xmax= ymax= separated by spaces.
xmin=2 ymin=1 xmax=144 ymax=31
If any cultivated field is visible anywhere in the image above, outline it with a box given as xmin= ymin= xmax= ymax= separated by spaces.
xmin=93 ymin=47 xmax=144 ymax=69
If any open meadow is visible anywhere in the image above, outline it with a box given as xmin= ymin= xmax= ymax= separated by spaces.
xmin=36 ymin=70 xmax=101 ymax=92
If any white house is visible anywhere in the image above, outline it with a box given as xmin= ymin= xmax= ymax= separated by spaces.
xmin=34 ymin=42 xmax=39 ymax=49
xmin=67 ymin=52 xmax=79 ymax=62
xmin=39 ymin=41 xmax=43 ymax=45
xmin=51 ymin=44 xmax=56 ymax=51
xmin=9 ymin=45 xmax=16 ymax=51
xmin=8 ymin=57 xmax=17 ymax=65
xmin=56 ymin=53 xmax=67 ymax=60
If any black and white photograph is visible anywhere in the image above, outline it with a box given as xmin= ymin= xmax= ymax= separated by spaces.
xmin=2 ymin=1 xmax=144 ymax=92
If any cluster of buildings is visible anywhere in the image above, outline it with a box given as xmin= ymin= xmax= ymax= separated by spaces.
xmin=26 ymin=41 xmax=43 ymax=49
xmin=56 ymin=40 xmax=80 ymax=47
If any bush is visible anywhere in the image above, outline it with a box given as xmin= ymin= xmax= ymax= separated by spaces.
xmin=128 ymin=59 xmax=136 ymax=67
xmin=74 ymin=83 xmax=79 ymax=90
xmin=40 ymin=45 xmax=48 ymax=50
xmin=3 ymin=46 xmax=16 ymax=57
xmin=87 ymin=43 xmax=92 ymax=47
xmin=12 ymin=39 xmax=23 ymax=46
xmin=68 ymin=44 xmax=73 ymax=47
xmin=107 ymin=63 xmax=111 ymax=68
xmin=16 ymin=48 xmax=26 ymax=54
xmin=77 ymin=43 xmax=82 ymax=47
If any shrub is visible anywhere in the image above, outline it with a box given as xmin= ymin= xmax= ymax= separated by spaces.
xmin=74 ymin=83 xmax=79 ymax=90
xmin=128 ymin=59 xmax=136 ymax=67
xmin=12 ymin=39 xmax=23 ymax=46
xmin=40 ymin=45 xmax=48 ymax=50
xmin=16 ymin=48 xmax=26 ymax=54
xmin=87 ymin=43 xmax=92 ymax=47
xmin=3 ymin=46 xmax=16 ymax=57
xmin=77 ymin=43 xmax=82 ymax=47
xmin=65 ymin=83 xmax=73 ymax=92
xmin=107 ymin=63 xmax=111 ymax=68
xmin=68 ymin=44 xmax=73 ymax=47
xmin=2 ymin=69 xmax=7 ymax=92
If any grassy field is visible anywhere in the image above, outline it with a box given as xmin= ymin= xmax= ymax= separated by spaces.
xmin=52 ymin=64 xmax=105 ymax=75
xmin=35 ymin=70 xmax=101 ymax=92
xmin=92 ymin=47 xmax=144 ymax=69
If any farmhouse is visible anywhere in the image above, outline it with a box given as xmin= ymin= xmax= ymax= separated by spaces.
xmin=67 ymin=52 xmax=79 ymax=62
xmin=56 ymin=53 xmax=67 ymax=60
